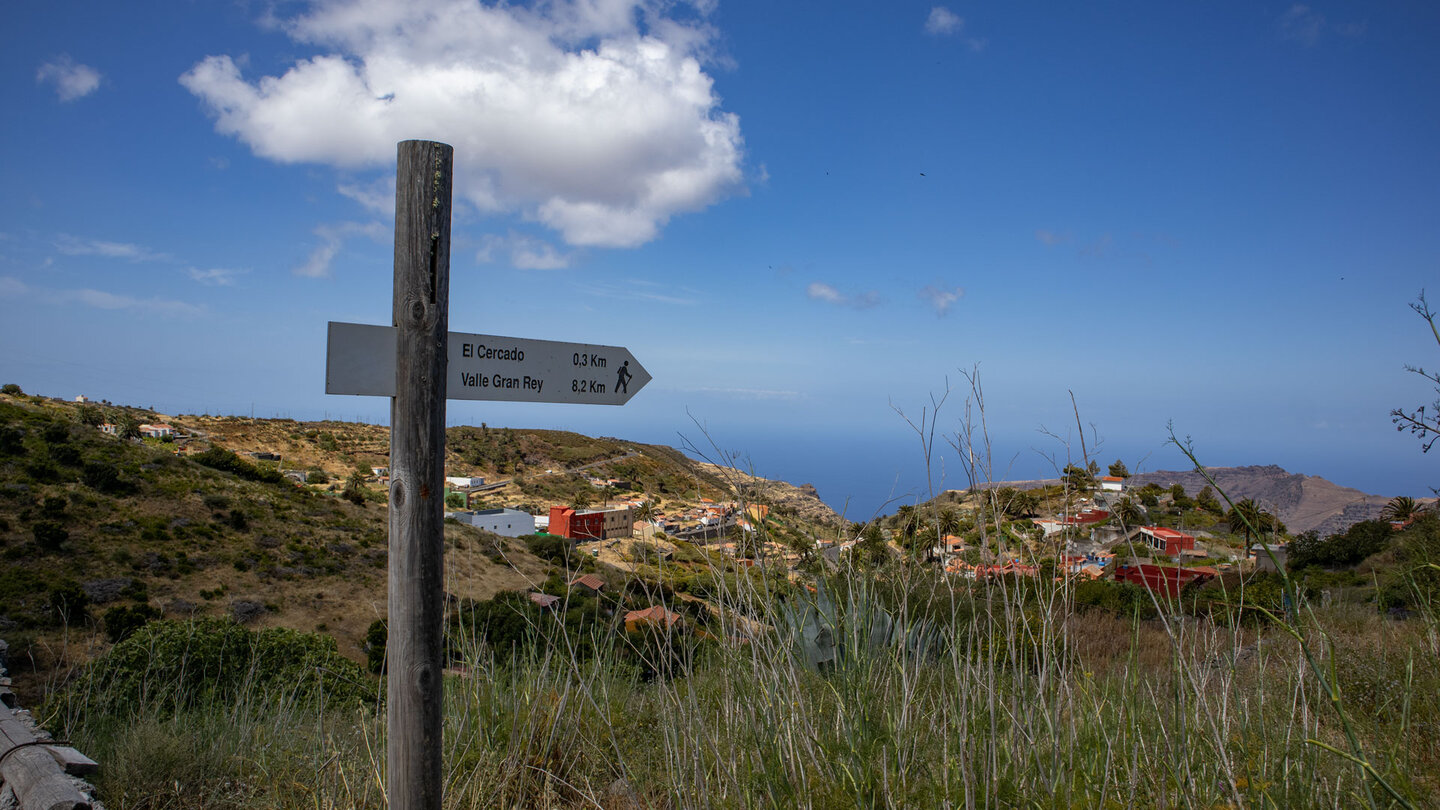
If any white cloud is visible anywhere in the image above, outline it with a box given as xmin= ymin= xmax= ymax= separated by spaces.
xmin=295 ymin=221 xmax=387 ymax=278
xmin=187 ymin=267 xmax=244 ymax=286
xmin=807 ymin=281 xmax=844 ymax=305
xmin=180 ymin=0 xmax=745 ymax=249
xmin=337 ymin=176 xmax=395 ymax=215
xmin=919 ymin=284 xmax=964 ymax=316
xmin=36 ymin=55 xmax=102 ymax=102
xmin=0 ymin=276 xmax=202 ymax=317
xmin=293 ymin=220 xmax=388 ymax=276
xmin=807 ymin=281 xmax=880 ymax=310
xmin=55 ymin=235 xmax=168 ymax=262
xmin=925 ymin=7 xmax=963 ymax=36
xmin=476 ymin=232 xmax=573 ymax=270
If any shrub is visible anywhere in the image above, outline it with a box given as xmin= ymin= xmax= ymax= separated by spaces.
xmin=52 ymin=618 xmax=377 ymax=718
xmin=82 ymin=461 xmax=125 ymax=494
xmin=49 ymin=581 xmax=89 ymax=624
xmin=365 ymin=619 xmax=387 ymax=674
xmin=192 ymin=447 xmax=285 ymax=485
xmin=33 ymin=521 xmax=69 ymax=552
xmin=523 ymin=533 xmax=575 ymax=566
xmin=103 ymin=603 xmax=161 ymax=643
xmin=0 ymin=383 xmax=22 ymax=396
xmin=306 ymin=470 xmax=329 ymax=484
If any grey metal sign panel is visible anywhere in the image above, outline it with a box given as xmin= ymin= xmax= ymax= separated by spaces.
xmin=326 ymin=321 xmax=651 ymax=405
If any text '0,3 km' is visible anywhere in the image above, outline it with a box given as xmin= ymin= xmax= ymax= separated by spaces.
xmin=324 ymin=321 xmax=651 ymax=405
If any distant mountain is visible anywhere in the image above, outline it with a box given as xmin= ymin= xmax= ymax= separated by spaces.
xmin=1126 ymin=465 xmax=1422 ymax=537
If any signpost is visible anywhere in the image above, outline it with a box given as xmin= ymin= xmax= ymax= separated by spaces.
xmin=326 ymin=322 xmax=650 ymax=405
xmin=333 ymin=141 xmax=649 ymax=810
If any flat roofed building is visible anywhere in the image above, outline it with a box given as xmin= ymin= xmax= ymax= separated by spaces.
xmin=1138 ymin=526 xmax=1196 ymax=556
xmin=453 ymin=507 xmax=536 ymax=538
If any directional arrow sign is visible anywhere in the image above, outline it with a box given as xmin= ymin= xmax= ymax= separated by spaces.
xmin=325 ymin=321 xmax=651 ymax=405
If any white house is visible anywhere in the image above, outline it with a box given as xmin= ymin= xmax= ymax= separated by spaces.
xmin=445 ymin=475 xmax=485 ymax=488
xmin=1100 ymin=476 xmax=1125 ymax=492
xmin=138 ymin=424 xmax=174 ymax=439
xmin=452 ymin=508 xmax=535 ymax=537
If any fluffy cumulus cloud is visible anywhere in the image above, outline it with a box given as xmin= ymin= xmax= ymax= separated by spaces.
xmin=36 ymin=55 xmax=102 ymax=101
xmin=919 ymin=284 xmax=964 ymax=316
xmin=180 ymin=0 xmax=745 ymax=249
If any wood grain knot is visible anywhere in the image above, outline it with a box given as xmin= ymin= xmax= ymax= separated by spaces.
xmin=410 ymin=300 xmax=425 ymax=322
xmin=420 ymin=483 xmax=431 ymax=499
xmin=390 ymin=481 xmax=405 ymax=508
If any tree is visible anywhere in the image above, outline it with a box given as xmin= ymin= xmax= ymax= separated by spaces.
xmin=1116 ymin=496 xmax=1145 ymax=526
xmin=0 ymin=383 xmax=21 ymax=396
xmin=1108 ymin=460 xmax=1130 ymax=478
xmin=894 ymin=504 xmax=918 ymax=539
xmin=937 ymin=507 xmax=960 ymax=537
xmin=342 ymin=471 xmax=367 ymax=505
xmin=114 ymin=411 xmax=141 ymax=440
xmin=1391 ymin=290 xmax=1440 ymax=454
xmin=1381 ymin=495 xmax=1420 ymax=524
xmin=75 ymin=404 xmax=103 ymax=426
xmin=1062 ymin=463 xmax=1094 ymax=493
xmin=570 ymin=489 xmax=593 ymax=510
xmin=856 ymin=523 xmax=890 ymax=567
xmin=1196 ymin=486 xmax=1222 ymax=514
xmin=1226 ymin=499 xmax=1285 ymax=542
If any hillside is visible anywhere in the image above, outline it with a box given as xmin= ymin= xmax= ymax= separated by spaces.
xmin=0 ymin=392 xmax=846 ymax=700
xmin=944 ymin=465 xmax=1425 ymax=537
xmin=694 ymin=462 xmax=843 ymax=527
xmin=1126 ymin=465 xmax=1428 ymax=536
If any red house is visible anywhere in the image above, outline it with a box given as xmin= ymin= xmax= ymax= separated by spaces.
xmin=1139 ymin=526 xmax=1196 ymax=556
xmin=549 ymin=506 xmax=606 ymax=541
xmin=1113 ymin=564 xmax=1213 ymax=598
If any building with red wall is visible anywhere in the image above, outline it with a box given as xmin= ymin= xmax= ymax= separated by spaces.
xmin=1138 ymin=526 xmax=1196 ymax=556
xmin=549 ymin=505 xmax=634 ymax=541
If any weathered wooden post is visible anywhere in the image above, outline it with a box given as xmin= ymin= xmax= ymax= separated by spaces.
xmin=388 ymin=139 xmax=452 ymax=810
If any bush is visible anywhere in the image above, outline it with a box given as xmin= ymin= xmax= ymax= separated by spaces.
xmin=82 ymin=461 xmax=126 ymax=494
xmin=52 ymin=618 xmax=377 ymax=718
xmin=192 ymin=447 xmax=285 ymax=485
xmin=33 ymin=521 xmax=69 ymax=552
xmin=365 ymin=619 xmax=387 ymax=674
xmin=306 ymin=470 xmax=329 ymax=484
xmin=523 ymin=533 xmax=575 ymax=566
xmin=0 ymin=384 xmax=22 ymax=396
xmin=103 ymin=603 xmax=161 ymax=643
xmin=49 ymin=581 xmax=89 ymax=624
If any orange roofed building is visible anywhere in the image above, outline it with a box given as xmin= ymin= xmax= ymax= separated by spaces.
xmin=625 ymin=605 xmax=682 ymax=633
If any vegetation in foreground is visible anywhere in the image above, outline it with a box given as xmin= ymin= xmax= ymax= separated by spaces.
xmin=43 ymin=552 xmax=1440 ymax=809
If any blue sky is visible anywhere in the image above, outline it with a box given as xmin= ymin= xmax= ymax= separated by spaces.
xmin=2 ymin=1 xmax=1437 ymax=515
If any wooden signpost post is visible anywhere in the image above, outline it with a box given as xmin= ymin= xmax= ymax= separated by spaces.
xmin=326 ymin=140 xmax=649 ymax=809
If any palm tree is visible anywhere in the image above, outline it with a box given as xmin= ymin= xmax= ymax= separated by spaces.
xmin=1227 ymin=499 xmax=1284 ymax=542
xmin=1381 ymin=495 xmax=1419 ymax=524
xmin=895 ymin=505 xmax=918 ymax=539
xmin=937 ymin=507 xmax=960 ymax=538
xmin=1116 ymin=496 xmax=1144 ymax=527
